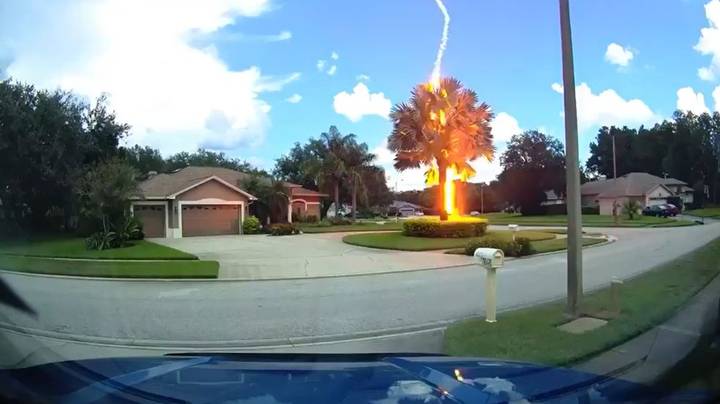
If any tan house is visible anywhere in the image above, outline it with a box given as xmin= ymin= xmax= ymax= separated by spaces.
xmin=581 ymin=172 xmax=692 ymax=215
xmin=131 ymin=166 xmax=326 ymax=238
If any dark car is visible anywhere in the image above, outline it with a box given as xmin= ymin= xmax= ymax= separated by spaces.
xmin=662 ymin=203 xmax=680 ymax=216
xmin=643 ymin=205 xmax=671 ymax=217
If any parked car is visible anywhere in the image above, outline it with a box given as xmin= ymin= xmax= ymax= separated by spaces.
xmin=662 ymin=203 xmax=680 ymax=216
xmin=642 ymin=205 xmax=671 ymax=218
xmin=469 ymin=211 xmax=481 ymax=216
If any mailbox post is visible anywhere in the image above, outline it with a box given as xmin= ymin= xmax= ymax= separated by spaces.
xmin=474 ymin=248 xmax=505 ymax=323
xmin=508 ymin=224 xmax=519 ymax=241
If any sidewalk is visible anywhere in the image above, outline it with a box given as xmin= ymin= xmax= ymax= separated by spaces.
xmin=573 ymin=273 xmax=720 ymax=385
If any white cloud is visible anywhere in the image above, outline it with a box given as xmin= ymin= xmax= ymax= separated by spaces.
xmin=0 ymin=0 xmax=300 ymax=154
xmin=550 ymin=82 xmax=659 ymax=131
xmin=490 ymin=112 xmax=521 ymax=142
xmin=285 ymin=93 xmax=302 ymax=104
xmin=676 ymin=87 xmax=709 ymax=114
xmin=712 ymin=86 xmax=720 ymax=111
xmin=604 ymin=43 xmax=634 ymax=67
xmin=317 ymin=52 xmax=339 ymax=75
xmin=208 ymin=30 xmax=292 ymax=43
xmin=695 ymin=0 xmax=720 ymax=81
xmin=333 ymin=82 xmax=391 ymax=122
xmin=356 ymin=74 xmax=370 ymax=81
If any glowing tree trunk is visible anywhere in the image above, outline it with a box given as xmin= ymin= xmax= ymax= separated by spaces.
xmin=438 ymin=161 xmax=448 ymax=221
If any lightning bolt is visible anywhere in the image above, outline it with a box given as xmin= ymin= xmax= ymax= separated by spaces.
xmin=430 ymin=0 xmax=450 ymax=88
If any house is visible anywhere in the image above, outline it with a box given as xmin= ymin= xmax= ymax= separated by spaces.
xmin=131 ymin=166 xmax=326 ymax=238
xmin=390 ymin=200 xmax=425 ymax=216
xmin=581 ymin=172 xmax=693 ymax=215
xmin=540 ymin=190 xmax=565 ymax=206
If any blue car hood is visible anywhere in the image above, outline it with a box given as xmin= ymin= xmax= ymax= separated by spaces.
xmin=0 ymin=353 xmax=711 ymax=403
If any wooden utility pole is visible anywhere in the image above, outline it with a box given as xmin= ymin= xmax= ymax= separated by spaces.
xmin=559 ymin=0 xmax=583 ymax=317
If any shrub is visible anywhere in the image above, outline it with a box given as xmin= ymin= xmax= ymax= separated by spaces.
xmin=115 ymin=216 xmax=143 ymax=243
xmin=269 ymin=222 xmax=301 ymax=236
xmin=243 ymin=215 xmax=262 ymax=234
xmin=85 ymin=231 xmax=120 ymax=250
xmin=329 ymin=217 xmax=352 ymax=225
xmin=622 ymin=199 xmax=642 ymax=220
xmin=464 ymin=235 xmax=534 ymax=257
xmin=297 ymin=214 xmax=318 ymax=223
xmin=581 ymin=206 xmax=599 ymax=215
xmin=542 ymin=204 xmax=567 ymax=215
xmin=403 ymin=218 xmax=488 ymax=238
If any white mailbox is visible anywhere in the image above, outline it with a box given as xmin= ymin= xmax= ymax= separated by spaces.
xmin=474 ymin=247 xmax=504 ymax=323
xmin=473 ymin=248 xmax=504 ymax=269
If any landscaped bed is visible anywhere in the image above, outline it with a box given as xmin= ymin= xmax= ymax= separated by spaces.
xmin=342 ymin=230 xmax=556 ymax=252
xmin=444 ymin=237 xmax=720 ymax=366
xmin=0 ymin=237 xmax=219 ymax=278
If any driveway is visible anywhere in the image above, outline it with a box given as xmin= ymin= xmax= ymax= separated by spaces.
xmin=153 ymin=233 xmax=475 ymax=279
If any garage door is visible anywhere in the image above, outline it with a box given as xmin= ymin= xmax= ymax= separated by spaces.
xmin=182 ymin=205 xmax=239 ymax=237
xmin=133 ymin=205 xmax=166 ymax=238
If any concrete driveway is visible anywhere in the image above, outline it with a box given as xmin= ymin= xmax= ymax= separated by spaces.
xmin=153 ymin=232 xmax=475 ymax=279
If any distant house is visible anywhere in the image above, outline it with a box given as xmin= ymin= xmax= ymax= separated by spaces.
xmin=581 ymin=172 xmax=693 ymax=215
xmin=390 ymin=200 xmax=425 ymax=216
xmin=132 ymin=166 xmax=326 ymax=238
xmin=540 ymin=190 xmax=565 ymax=206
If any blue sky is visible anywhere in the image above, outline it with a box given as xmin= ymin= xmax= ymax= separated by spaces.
xmin=1 ymin=0 xmax=719 ymax=190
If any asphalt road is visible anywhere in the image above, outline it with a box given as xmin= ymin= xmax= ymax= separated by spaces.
xmin=1 ymin=223 xmax=719 ymax=362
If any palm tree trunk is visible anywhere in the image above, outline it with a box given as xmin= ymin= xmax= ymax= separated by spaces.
xmin=438 ymin=162 xmax=448 ymax=221
xmin=334 ymin=181 xmax=340 ymax=217
xmin=352 ymin=175 xmax=357 ymax=221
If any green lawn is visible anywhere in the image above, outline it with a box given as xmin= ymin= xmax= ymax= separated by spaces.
xmin=300 ymin=221 xmax=403 ymax=233
xmin=480 ymin=212 xmax=693 ymax=227
xmin=0 ymin=238 xmax=196 ymax=260
xmin=444 ymin=237 xmax=720 ymax=366
xmin=0 ymin=237 xmax=217 ymax=278
xmin=530 ymin=237 xmax=606 ymax=254
xmin=685 ymin=206 xmax=720 ymax=218
xmin=0 ymin=255 xmax=218 ymax=278
xmin=342 ymin=230 xmax=556 ymax=251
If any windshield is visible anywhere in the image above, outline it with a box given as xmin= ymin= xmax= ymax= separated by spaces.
xmin=1 ymin=0 xmax=719 ymax=402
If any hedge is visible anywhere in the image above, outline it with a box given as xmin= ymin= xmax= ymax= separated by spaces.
xmin=269 ymin=222 xmax=301 ymax=236
xmin=464 ymin=236 xmax=534 ymax=257
xmin=403 ymin=218 xmax=488 ymax=238
xmin=242 ymin=216 xmax=262 ymax=234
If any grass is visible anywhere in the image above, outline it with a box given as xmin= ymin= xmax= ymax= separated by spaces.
xmin=444 ymin=237 xmax=720 ymax=366
xmin=0 ymin=238 xmax=196 ymax=260
xmin=0 ymin=237 xmax=216 ymax=278
xmin=300 ymin=221 xmax=403 ymax=233
xmin=685 ymin=206 xmax=720 ymax=218
xmin=530 ymin=237 xmax=606 ymax=254
xmin=479 ymin=212 xmax=693 ymax=227
xmin=0 ymin=255 xmax=218 ymax=278
xmin=342 ymin=230 xmax=556 ymax=251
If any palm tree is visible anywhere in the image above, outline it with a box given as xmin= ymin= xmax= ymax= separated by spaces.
xmin=312 ymin=126 xmax=355 ymax=218
xmin=388 ymin=77 xmax=494 ymax=220
xmin=344 ymin=140 xmax=376 ymax=220
xmin=622 ymin=199 xmax=642 ymax=220
xmin=243 ymin=176 xmax=291 ymax=223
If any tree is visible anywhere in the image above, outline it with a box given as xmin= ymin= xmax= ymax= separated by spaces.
xmin=273 ymin=142 xmax=322 ymax=189
xmin=121 ymin=145 xmax=166 ymax=176
xmin=387 ymin=77 xmax=494 ymax=220
xmin=242 ymin=176 xmax=290 ymax=223
xmin=165 ymin=148 xmax=267 ymax=176
xmin=622 ymin=199 xmax=642 ymax=220
xmin=0 ymin=80 xmax=129 ymax=231
xmin=76 ymin=158 xmax=139 ymax=233
xmin=359 ymin=166 xmax=393 ymax=211
xmin=344 ymin=139 xmax=375 ymax=219
xmin=498 ymin=130 xmax=566 ymax=215
xmin=309 ymin=126 xmax=355 ymax=217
